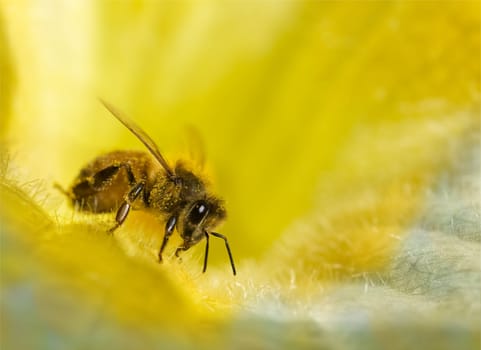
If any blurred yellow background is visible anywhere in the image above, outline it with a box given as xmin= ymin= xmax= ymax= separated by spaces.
xmin=1 ymin=1 xmax=480 ymax=348
xmin=3 ymin=1 xmax=478 ymax=259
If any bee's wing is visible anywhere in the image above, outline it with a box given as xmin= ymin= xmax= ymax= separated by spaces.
xmin=184 ymin=125 xmax=206 ymax=169
xmin=99 ymin=99 xmax=175 ymax=178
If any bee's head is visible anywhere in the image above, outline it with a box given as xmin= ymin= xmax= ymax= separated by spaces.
xmin=178 ymin=197 xmax=226 ymax=247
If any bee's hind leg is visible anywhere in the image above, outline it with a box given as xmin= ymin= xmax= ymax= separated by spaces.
xmin=53 ymin=182 xmax=72 ymax=198
xmin=108 ymin=181 xmax=145 ymax=234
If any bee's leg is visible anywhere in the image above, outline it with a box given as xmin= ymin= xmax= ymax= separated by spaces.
xmin=53 ymin=182 xmax=72 ymax=198
xmin=210 ymin=232 xmax=237 ymax=276
xmin=174 ymin=245 xmax=189 ymax=258
xmin=94 ymin=163 xmax=137 ymax=188
xmin=108 ymin=181 xmax=145 ymax=234
xmin=71 ymin=163 xmax=135 ymax=202
xmin=158 ymin=215 xmax=177 ymax=262
xmin=92 ymin=165 xmax=122 ymax=188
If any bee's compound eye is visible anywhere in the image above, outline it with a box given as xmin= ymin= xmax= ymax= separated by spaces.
xmin=188 ymin=201 xmax=209 ymax=225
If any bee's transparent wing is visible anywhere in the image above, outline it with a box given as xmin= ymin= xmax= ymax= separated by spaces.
xmin=184 ymin=125 xmax=206 ymax=169
xmin=99 ymin=99 xmax=175 ymax=178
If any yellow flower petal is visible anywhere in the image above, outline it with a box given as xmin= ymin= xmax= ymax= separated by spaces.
xmin=1 ymin=1 xmax=479 ymax=348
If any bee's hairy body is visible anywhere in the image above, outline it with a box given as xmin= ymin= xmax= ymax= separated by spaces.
xmin=71 ymin=150 xmax=159 ymax=213
xmin=69 ymin=149 xmax=227 ymax=255
xmin=71 ymin=150 xmax=183 ymax=214
xmin=60 ymin=100 xmax=236 ymax=275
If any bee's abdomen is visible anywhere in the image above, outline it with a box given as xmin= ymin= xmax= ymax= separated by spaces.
xmin=69 ymin=151 xmax=153 ymax=213
xmin=71 ymin=165 xmax=130 ymax=212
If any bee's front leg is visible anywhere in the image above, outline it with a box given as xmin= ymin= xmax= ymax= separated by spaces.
xmin=158 ymin=215 xmax=177 ymax=262
xmin=174 ymin=240 xmax=195 ymax=263
xmin=174 ymin=245 xmax=188 ymax=258
xmin=108 ymin=181 xmax=145 ymax=234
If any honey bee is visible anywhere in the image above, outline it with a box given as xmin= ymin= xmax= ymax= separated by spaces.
xmin=58 ymin=100 xmax=236 ymax=275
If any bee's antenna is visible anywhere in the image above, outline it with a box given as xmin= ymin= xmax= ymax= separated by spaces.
xmin=203 ymin=231 xmax=210 ymax=273
xmin=210 ymin=232 xmax=237 ymax=276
